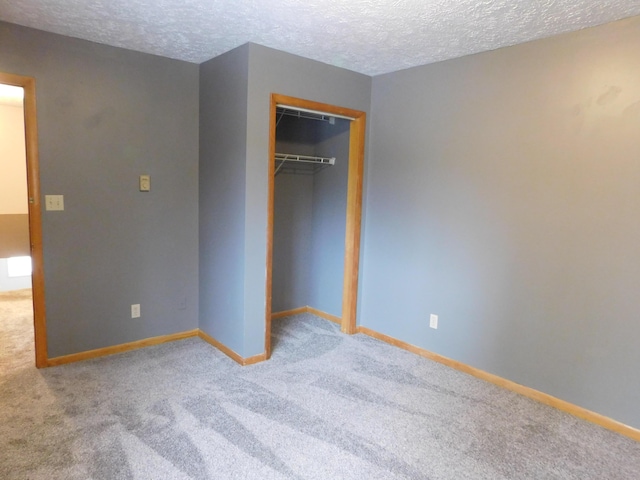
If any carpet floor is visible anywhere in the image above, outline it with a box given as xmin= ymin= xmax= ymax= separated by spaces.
xmin=1 ymin=289 xmax=639 ymax=479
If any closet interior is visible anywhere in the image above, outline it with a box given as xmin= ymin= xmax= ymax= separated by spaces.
xmin=271 ymin=106 xmax=351 ymax=319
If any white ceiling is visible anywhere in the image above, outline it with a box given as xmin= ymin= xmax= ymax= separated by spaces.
xmin=1 ymin=0 xmax=640 ymax=76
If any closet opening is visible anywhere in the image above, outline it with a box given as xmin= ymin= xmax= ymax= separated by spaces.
xmin=0 ymin=73 xmax=47 ymax=368
xmin=265 ymin=94 xmax=366 ymax=358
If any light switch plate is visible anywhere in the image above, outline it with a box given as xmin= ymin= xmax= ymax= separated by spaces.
xmin=45 ymin=195 xmax=64 ymax=211
xmin=139 ymin=175 xmax=150 ymax=192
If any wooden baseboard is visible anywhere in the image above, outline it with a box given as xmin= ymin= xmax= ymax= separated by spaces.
xmin=197 ymin=330 xmax=267 ymax=366
xmin=306 ymin=306 xmax=341 ymax=325
xmin=47 ymin=329 xmax=200 ymax=367
xmin=271 ymin=307 xmax=308 ymax=319
xmin=356 ymin=326 xmax=640 ymax=443
xmin=47 ymin=327 xmax=269 ymax=369
xmin=272 ymin=306 xmax=342 ymax=325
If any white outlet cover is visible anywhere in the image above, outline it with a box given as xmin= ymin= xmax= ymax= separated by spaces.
xmin=45 ymin=195 xmax=64 ymax=211
xmin=131 ymin=304 xmax=141 ymax=318
xmin=429 ymin=314 xmax=438 ymax=329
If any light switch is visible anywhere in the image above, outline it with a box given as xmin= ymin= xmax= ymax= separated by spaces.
xmin=45 ymin=195 xmax=64 ymax=211
xmin=139 ymin=175 xmax=150 ymax=192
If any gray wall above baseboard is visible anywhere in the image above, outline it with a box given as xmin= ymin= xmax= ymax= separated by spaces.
xmin=272 ymin=116 xmax=350 ymax=317
xmin=0 ymin=21 xmax=200 ymax=357
xmin=308 ymin=118 xmax=350 ymax=317
xmin=4 ymin=12 xmax=640 ymax=435
xmin=244 ymin=43 xmax=372 ymax=357
xmin=362 ymin=16 xmax=640 ymax=430
xmin=198 ymin=44 xmax=249 ymax=355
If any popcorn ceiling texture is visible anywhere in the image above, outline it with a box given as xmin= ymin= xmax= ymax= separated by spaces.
xmin=1 ymin=0 xmax=640 ymax=75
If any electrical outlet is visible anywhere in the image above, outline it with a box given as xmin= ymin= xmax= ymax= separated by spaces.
xmin=45 ymin=195 xmax=64 ymax=211
xmin=429 ymin=314 xmax=438 ymax=329
xmin=131 ymin=304 xmax=141 ymax=318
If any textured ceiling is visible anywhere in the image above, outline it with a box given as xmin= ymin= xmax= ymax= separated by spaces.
xmin=1 ymin=0 xmax=640 ymax=76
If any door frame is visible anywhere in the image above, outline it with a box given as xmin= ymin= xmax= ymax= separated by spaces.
xmin=265 ymin=93 xmax=366 ymax=358
xmin=0 ymin=71 xmax=48 ymax=368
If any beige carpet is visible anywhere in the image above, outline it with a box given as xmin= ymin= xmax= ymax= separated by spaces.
xmin=0 ymin=288 xmax=34 ymax=374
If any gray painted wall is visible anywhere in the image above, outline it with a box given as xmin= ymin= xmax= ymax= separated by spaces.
xmin=198 ymin=45 xmax=249 ymax=355
xmin=272 ymin=116 xmax=350 ymax=316
xmin=272 ymin=173 xmax=314 ymax=312
xmin=362 ymin=16 xmax=640 ymax=429
xmin=308 ymin=119 xmax=350 ymax=316
xmin=272 ymin=116 xmax=315 ymax=313
xmin=6 ymin=13 xmax=633 ymax=435
xmin=0 ymin=22 xmax=199 ymax=357
xmin=241 ymin=43 xmax=372 ymax=357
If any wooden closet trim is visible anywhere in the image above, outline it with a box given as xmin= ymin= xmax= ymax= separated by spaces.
xmin=265 ymin=94 xmax=366 ymax=357
xmin=0 ymin=72 xmax=48 ymax=368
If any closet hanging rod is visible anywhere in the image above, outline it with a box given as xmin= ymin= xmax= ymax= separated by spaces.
xmin=275 ymin=153 xmax=336 ymax=164
xmin=276 ymin=104 xmax=354 ymax=121
xmin=274 ymin=153 xmax=336 ymax=176
xmin=276 ymin=108 xmax=333 ymax=123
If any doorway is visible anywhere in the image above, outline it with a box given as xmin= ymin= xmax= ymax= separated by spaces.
xmin=265 ymin=94 xmax=366 ymax=358
xmin=0 ymin=72 xmax=47 ymax=368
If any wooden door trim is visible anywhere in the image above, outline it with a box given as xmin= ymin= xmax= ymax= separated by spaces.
xmin=0 ymin=72 xmax=48 ymax=368
xmin=265 ymin=94 xmax=366 ymax=357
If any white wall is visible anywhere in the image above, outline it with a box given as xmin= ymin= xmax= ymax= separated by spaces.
xmin=0 ymin=95 xmax=31 ymax=292
xmin=0 ymin=102 xmax=27 ymax=214
xmin=0 ymin=258 xmax=32 ymax=292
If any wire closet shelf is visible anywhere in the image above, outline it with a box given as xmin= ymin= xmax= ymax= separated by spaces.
xmin=274 ymin=105 xmax=339 ymax=176
xmin=274 ymin=153 xmax=336 ymax=176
